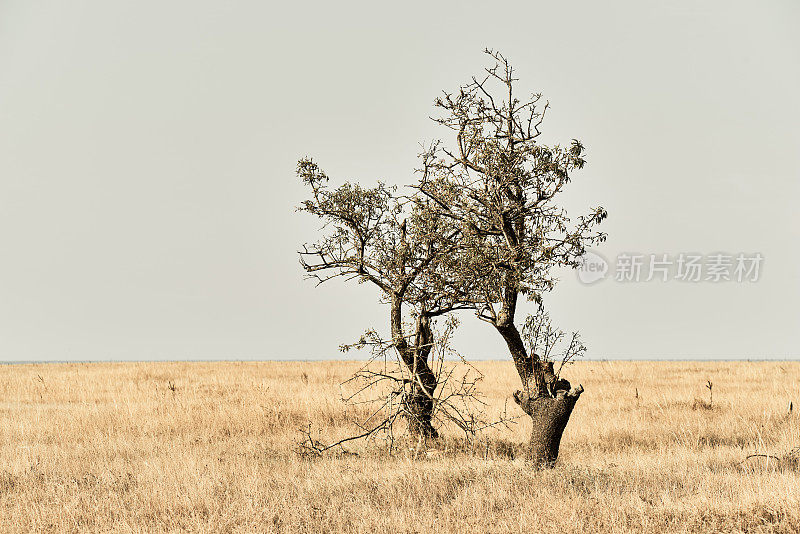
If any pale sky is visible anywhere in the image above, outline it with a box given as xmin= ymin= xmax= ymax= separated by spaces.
xmin=1 ymin=1 xmax=798 ymax=361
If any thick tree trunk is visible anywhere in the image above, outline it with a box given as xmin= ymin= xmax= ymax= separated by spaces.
xmin=390 ymin=295 xmax=439 ymax=439
xmin=495 ymin=276 xmax=583 ymax=466
xmin=405 ymin=374 xmax=439 ymax=438
xmin=514 ymin=385 xmax=584 ymax=467
xmin=502 ymin=314 xmax=583 ymax=467
xmin=403 ymin=312 xmax=438 ymax=439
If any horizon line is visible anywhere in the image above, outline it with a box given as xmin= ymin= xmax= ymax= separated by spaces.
xmin=2 ymin=357 xmax=799 ymax=365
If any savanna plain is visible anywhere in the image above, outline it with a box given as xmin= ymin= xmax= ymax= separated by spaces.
xmin=1 ymin=360 xmax=799 ymax=533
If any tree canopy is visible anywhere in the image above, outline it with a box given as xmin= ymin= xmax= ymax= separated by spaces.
xmin=297 ymin=49 xmax=608 ymax=465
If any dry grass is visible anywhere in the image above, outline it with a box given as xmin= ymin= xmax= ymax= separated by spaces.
xmin=1 ymin=360 xmax=800 ymax=533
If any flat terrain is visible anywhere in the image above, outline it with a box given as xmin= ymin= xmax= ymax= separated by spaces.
xmin=1 ymin=361 xmax=799 ymax=533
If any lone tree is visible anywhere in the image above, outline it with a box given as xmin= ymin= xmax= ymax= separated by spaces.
xmin=296 ymin=160 xmax=477 ymax=438
xmin=417 ymin=49 xmax=608 ymax=466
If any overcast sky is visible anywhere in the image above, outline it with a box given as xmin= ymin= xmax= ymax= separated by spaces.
xmin=1 ymin=1 xmax=798 ymax=362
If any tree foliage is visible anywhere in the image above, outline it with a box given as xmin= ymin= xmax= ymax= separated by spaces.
xmin=297 ymin=158 xmax=479 ymax=438
xmin=297 ymin=49 xmax=608 ymax=465
xmin=416 ymin=49 xmax=607 ymax=399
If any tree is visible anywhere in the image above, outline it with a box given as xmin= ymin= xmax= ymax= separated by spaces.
xmin=417 ymin=49 xmax=608 ymax=466
xmin=296 ymin=160 xmax=477 ymax=438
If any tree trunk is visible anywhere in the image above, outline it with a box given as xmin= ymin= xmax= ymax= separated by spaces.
xmin=390 ymin=295 xmax=439 ymax=439
xmin=405 ymin=377 xmax=438 ymax=438
xmin=403 ymin=312 xmax=438 ymax=439
xmin=514 ymin=382 xmax=584 ymax=467
xmin=496 ymin=309 xmax=582 ymax=467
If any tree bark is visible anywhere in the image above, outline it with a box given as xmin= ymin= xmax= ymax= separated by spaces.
xmin=499 ymin=310 xmax=583 ymax=467
xmin=514 ymin=384 xmax=583 ymax=466
xmin=404 ymin=312 xmax=438 ymax=438
xmin=404 ymin=377 xmax=438 ymax=438
xmin=391 ymin=295 xmax=438 ymax=438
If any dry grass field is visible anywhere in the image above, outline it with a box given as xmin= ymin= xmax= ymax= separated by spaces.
xmin=1 ymin=360 xmax=800 ymax=533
